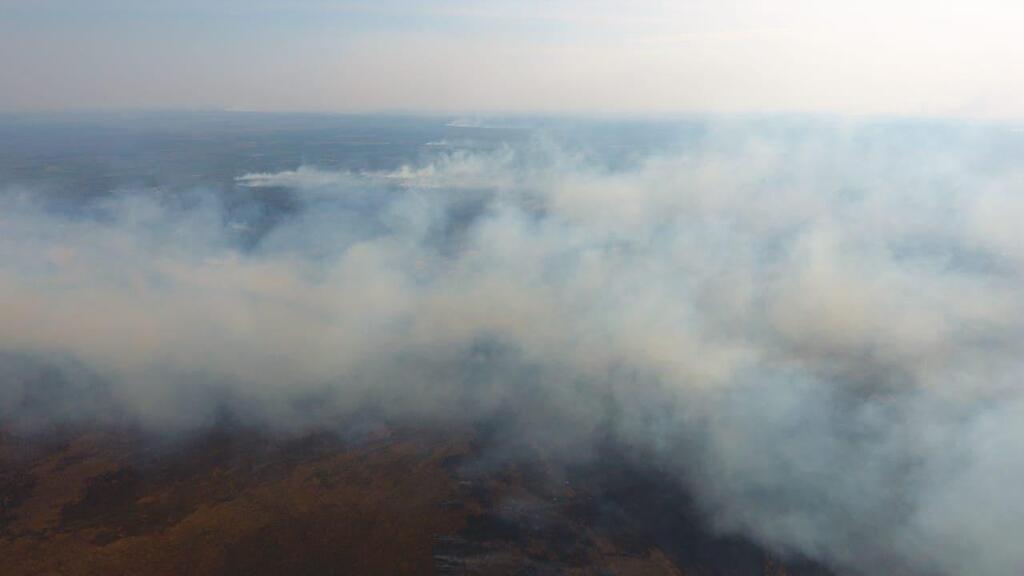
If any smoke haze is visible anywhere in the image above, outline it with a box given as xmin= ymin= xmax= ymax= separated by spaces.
xmin=2 ymin=118 xmax=1023 ymax=575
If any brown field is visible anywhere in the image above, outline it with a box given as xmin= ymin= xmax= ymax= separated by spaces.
xmin=1 ymin=424 xmax=831 ymax=575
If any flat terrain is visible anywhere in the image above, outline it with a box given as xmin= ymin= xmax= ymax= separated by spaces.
xmin=0 ymin=424 xmax=831 ymax=576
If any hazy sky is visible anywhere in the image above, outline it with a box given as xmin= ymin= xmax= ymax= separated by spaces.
xmin=2 ymin=0 xmax=1024 ymax=117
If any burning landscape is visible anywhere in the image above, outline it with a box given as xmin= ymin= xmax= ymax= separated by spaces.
xmin=2 ymin=112 xmax=1022 ymax=575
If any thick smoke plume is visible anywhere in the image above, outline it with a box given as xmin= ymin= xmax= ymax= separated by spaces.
xmin=2 ymin=122 xmax=1023 ymax=575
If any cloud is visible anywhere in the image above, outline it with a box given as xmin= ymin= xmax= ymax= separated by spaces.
xmin=2 ymin=122 xmax=1024 ymax=574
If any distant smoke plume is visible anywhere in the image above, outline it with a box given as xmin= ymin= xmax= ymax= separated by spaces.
xmin=1 ymin=123 xmax=1023 ymax=575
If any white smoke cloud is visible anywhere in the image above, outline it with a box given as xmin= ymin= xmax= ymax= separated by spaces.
xmin=1 ymin=123 xmax=1023 ymax=575
xmin=236 ymin=165 xmax=355 ymax=189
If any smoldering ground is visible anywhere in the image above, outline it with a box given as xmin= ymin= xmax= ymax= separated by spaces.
xmin=2 ymin=120 xmax=1023 ymax=575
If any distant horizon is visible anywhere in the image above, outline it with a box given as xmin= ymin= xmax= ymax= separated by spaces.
xmin=4 ymin=107 xmax=1024 ymax=127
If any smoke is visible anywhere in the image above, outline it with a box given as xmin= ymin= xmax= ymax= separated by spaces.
xmin=2 ymin=121 xmax=1023 ymax=575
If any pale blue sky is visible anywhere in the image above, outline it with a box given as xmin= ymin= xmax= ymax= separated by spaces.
xmin=2 ymin=0 xmax=1023 ymax=117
